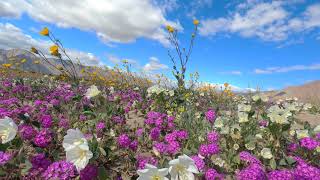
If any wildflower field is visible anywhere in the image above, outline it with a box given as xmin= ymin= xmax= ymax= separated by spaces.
xmin=0 ymin=24 xmax=320 ymax=180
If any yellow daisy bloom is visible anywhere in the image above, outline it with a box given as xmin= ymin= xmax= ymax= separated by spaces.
xmin=193 ymin=19 xmax=200 ymax=26
xmin=2 ymin=64 xmax=12 ymax=68
xmin=50 ymin=45 xmax=59 ymax=56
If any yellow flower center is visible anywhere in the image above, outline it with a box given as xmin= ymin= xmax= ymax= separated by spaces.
xmin=152 ymin=175 xmax=161 ymax=180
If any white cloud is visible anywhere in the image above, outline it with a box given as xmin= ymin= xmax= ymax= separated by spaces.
xmin=220 ymin=70 xmax=242 ymax=75
xmin=0 ymin=23 xmax=101 ymax=65
xmin=254 ymin=64 xmax=320 ymax=74
xmin=0 ymin=1 xmax=27 ymax=18
xmin=199 ymin=2 xmax=320 ymax=41
xmin=0 ymin=0 xmax=181 ymax=46
xmin=143 ymin=56 xmax=168 ymax=72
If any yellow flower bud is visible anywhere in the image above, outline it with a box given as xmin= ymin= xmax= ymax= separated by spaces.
xmin=40 ymin=27 xmax=49 ymax=36
xmin=193 ymin=19 xmax=200 ymax=26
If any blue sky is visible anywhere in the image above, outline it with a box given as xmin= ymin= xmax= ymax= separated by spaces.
xmin=0 ymin=0 xmax=320 ymax=90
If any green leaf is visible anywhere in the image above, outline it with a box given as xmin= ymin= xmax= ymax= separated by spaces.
xmin=279 ymin=159 xmax=287 ymax=166
xmin=286 ymin=156 xmax=296 ymax=165
xmin=98 ymin=166 xmax=108 ymax=179
xmin=270 ymin=158 xmax=277 ymax=170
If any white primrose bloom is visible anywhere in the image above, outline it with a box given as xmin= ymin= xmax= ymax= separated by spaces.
xmin=169 ymin=154 xmax=199 ymax=180
xmin=261 ymin=148 xmax=273 ymax=159
xmin=252 ymin=94 xmax=269 ymax=102
xmin=238 ymin=112 xmax=249 ymax=123
xmin=0 ymin=117 xmax=18 ymax=144
xmin=296 ymin=129 xmax=309 ymax=139
xmin=66 ymin=144 xmax=93 ymax=172
xmin=63 ymin=129 xmax=93 ymax=171
xmin=63 ymin=129 xmax=89 ymax=151
xmin=314 ymin=125 xmax=320 ymax=133
xmin=238 ymin=104 xmax=251 ymax=112
xmin=137 ymin=164 xmax=169 ymax=180
xmin=85 ymin=85 xmax=101 ymax=98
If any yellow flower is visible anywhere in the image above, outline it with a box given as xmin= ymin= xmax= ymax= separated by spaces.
xmin=21 ymin=59 xmax=27 ymax=63
xmin=50 ymin=45 xmax=59 ymax=56
xmin=33 ymin=60 xmax=40 ymax=64
xmin=40 ymin=27 xmax=49 ymax=36
xmin=31 ymin=47 xmax=38 ymax=54
xmin=224 ymin=83 xmax=229 ymax=87
xmin=166 ymin=25 xmax=174 ymax=33
xmin=193 ymin=19 xmax=200 ymax=26
xmin=2 ymin=64 xmax=12 ymax=68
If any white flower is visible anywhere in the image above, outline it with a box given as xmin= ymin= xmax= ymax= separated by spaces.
xmin=303 ymin=103 xmax=313 ymax=110
xmin=169 ymin=154 xmax=199 ymax=180
xmin=214 ymin=117 xmax=224 ymax=128
xmin=296 ymin=130 xmax=309 ymax=139
xmin=63 ymin=129 xmax=89 ymax=151
xmin=238 ymin=112 xmax=249 ymax=123
xmin=85 ymin=85 xmax=101 ymax=98
xmin=169 ymin=90 xmax=174 ymax=97
xmin=238 ymin=104 xmax=251 ymax=112
xmin=233 ymin=144 xmax=239 ymax=150
xmin=66 ymin=145 xmax=93 ymax=171
xmin=137 ymin=164 xmax=169 ymax=180
xmin=245 ymin=142 xmax=255 ymax=151
xmin=261 ymin=148 xmax=273 ymax=159
xmin=314 ymin=125 xmax=320 ymax=133
xmin=0 ymin=117 xmax=18 ymax=144
xmin=63 ymin=129 xmax=93 ymax=171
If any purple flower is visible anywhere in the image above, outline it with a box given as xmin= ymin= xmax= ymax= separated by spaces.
xmin=191 ymin=155 xmax=205 ymax=172
xmin=199 ymin=144 xmax=209 ymax=157
xmin=96 ymin=121 xmax=105 ymax=130
xmin=136 ymin=156 xmax=158 ymax=169
xmin=207 ymin=143 xmax=219 ymax=155
xmin=205 ymin=109 xmax=216 ymax=123
xmin=19 ymin=124 xmax=36 ymax=140
xmin=164 ymin=132 xmax=177 ymax=143
xmin=34 ymin=129 xmax=52 ymax=148
xmin=207 ymin=131 xmax=219 ymax=143
xmin=80 ymin=114 xmax=87 ymax=121
xmin=293 ymin=156 xmax=320 ymax=179
xmin=205 ymin=168 xmax=223 ymax=180
xmin=150 ymin=127 xmax=161 ymax=141
xmin=239 ymin=151 xmax=262 ymax=165
xmin=112 ymin=116 xmax=125 ymax=124
xmin=268 ymin=170 xmax=294 ymax=180
xmin=30 ymin=153 xmax=51 ymax=169
xmin=117 ymin=134 xmax=131 ymax=148
xmin=316 ymin=133 xmax=320 ymax=140
xmin=80 ymin=164 xmax=98 ymax=180
xmin=0 ymin=151 xmax=11 ymax=165
xmin=166 ymin=141 xmax=180 ymax=155
xmin=136 ymin=128 xmax=143 ymax=137
xmin=40 ymin=115 xmax=52 ymax=128
xmin=287 ymin=143 xmax=298 ymax=152
xmin=175 ymin=130 xmax=188 ymax=141
xmin=153 ymin=142 xmax=167 ymax=154
xmin=42 ymin=160 xmax=76 ymax=180
xmin=236 ymin=163 xmax=266 ymax=180
xmin=129 ymin=140 xmax=138 ymax=151
xmin=300 ymin=137 xmax=319 ymax=150
xmin=258 ymin=120 xmax=268 ymax=127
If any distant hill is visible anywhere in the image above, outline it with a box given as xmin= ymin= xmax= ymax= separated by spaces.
xmin=0 ymin=48 xmax=87 ymax=75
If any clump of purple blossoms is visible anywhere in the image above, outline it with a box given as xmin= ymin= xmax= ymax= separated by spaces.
xmin=239 ymin=151 xmax=262 ymax=165
xmin=205 ymin=109 xmax=216 ymax=123
xmin=205 ymin=168 xmax=224 ymax=180
xmin=207 ymin=131 xmax=219 ymax=143
xmin=150 ymin=127 xmax=161 ymax=141
xmin=0 ymin=151 xmax=11 ymax=165
xmin=299 ymin=137 xmax=319 ymax=150
xmin=236 ymin=163 xmax=266 ymax=180
xmin=40 ymin=115 xmax=53 ymax=128
xmin=129 ymin=140 xmax=138 ymax=151
xmin=117 ymin=134 xmax=131 ymax=148
xmin=258 ymin=120 xmax=268 ymax=127
xmin=136 ymin=155 xmax=158 ymax=169
xmin=80 ymin=164 xmax=98 ymax=180
xmin=96 ymin=121 xmax=106 ymax=130
xmin=33 ymin=129 xmax=52 ymax=148
xmin=287 ymin=143 xmax=298 ymax=152
xmin=316 ymin=133 xmax=320 ymax=140
xmin=42 ymin=160 xmax=76 ymax=180
xmin=19 ymin=124 xmax=36 ymax=140
xmin=153 ymin=142 xmax=167 ymax=154
xmin=199 ymin=143 xmax=219 ymax=157
xmin=293 ymin=156 xmax=320 ymax=179
xmin=191 ymin=155 xmax=205 ymax=172
xmin=136 ymin=128 xmax=143 ymax=137
xmin=30 ymin=153 xmax=51 ymax=169
xmin=267 ymin=170 xmax=294 ymax=180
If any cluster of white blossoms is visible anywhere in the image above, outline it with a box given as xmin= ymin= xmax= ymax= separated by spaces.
xmin=252 ymin=93 xmax=269 ymax=102
xmin=63 ymin=129 xmax=93 ymax=171
xmin=0 ymin=117 xmax=18 ymax=144
xmin=137 ymin=154 xmax=199 ymax=180
xmin=267 ymin=105 xmax=292 ymax=124
xmin=85 ymin=85 xmax=101 ymax=99
xmin=237 ymin=103 xmax=251 ymax=123
xmin=147 ymin=85 xmax=174 ymax=97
